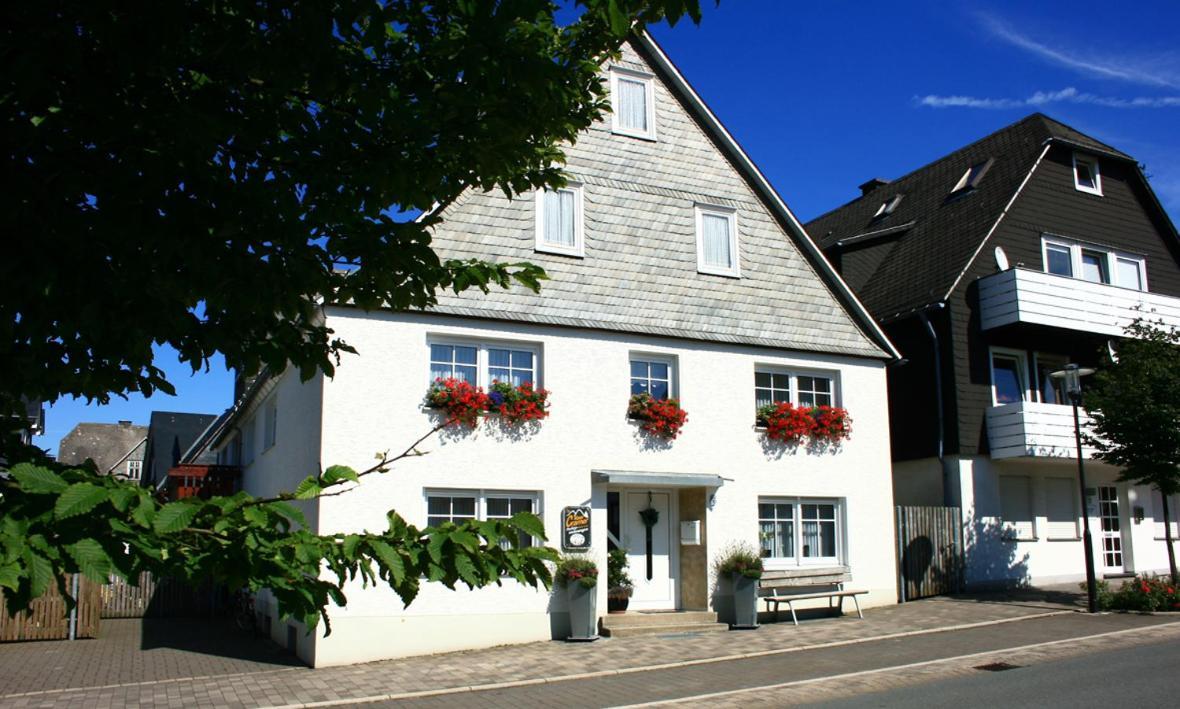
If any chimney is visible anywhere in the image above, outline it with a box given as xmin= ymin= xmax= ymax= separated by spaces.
xmin=859 ymin=178 xmax=891 ymax=196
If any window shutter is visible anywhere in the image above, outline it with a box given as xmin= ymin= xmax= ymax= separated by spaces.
xmin=999 ymin=475 xmax=1034 ymax=539
xmin=1044 ymin=477 xmax=1078 ymax=539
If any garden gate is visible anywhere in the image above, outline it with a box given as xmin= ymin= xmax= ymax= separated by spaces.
xmin=896 ymin=505 xmax=964 ymax=601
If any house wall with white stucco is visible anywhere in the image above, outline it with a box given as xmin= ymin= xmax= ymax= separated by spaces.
xmin=294 ymin=307 xmax=894 ymax=666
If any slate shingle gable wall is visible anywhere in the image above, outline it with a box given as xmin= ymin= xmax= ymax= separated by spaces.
xmin=422 ymin=41 xmax=886 ymax=360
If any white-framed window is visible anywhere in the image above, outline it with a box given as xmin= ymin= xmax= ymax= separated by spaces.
xmin=989 ymin=348 xmax=1029 ymax=406
xmin=242 ymin=416 xmax=256 ymax=466
xmin=126 ymin=460 xmax=142 ymax=480
xmin=1044 ymin=476 xmax=1080 ymax=540
xmin=950 ymin=158 xmax=993 ymax=194
xmin=630 ymin=355 xmax=675 ymax=399
xmin=263 ymin=396 xmax=278 ymax=452
xmin=1041 ymin=236 xmax=1147 ymax=291
xmin=999 ymin=475 xmax=1036 ymax=540
xmin=428 ymin=339 xmax=540 ymax=388
xmin=1032 ymin=353 xmax=1069 ymax=405
xmin=873 ymin=194 xmax=904 ymax=218
xmin=758 ymin=497 xmax=843 ymax=567
xmin=609 ymin=66 xmax=656 ymax=140
xmin=534 ymin=184 xmax=584 ymax=257
xmin=755 ymin=369 xmax=837 ymax=409
xmin=425 ymin=489 xmax=540 ymax=548
xmin=1073 ymin=153 xmax=1102 ymax=196
xmin=695 ymin=204 xmax=740 ymax=277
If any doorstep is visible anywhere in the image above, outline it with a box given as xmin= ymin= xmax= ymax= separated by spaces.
xmin=600 ymin=610 xmax=728 ymax=638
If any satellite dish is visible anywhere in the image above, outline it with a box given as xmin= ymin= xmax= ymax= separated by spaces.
xmin=994 ymin=246 xmax=1010 ymax=271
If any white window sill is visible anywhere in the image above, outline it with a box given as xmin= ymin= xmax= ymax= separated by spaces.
xmin=1074 ymin=185 xmax=1103 ymax=197
xmin=761 ymin=560 xmax=845 ymax=572
xmin=1046 ymin=536 xmax=1081 ymax=542
xmin=696 ymin=266 xmax=741 ymax=279
xmin=535 ymin=244 xmax=584 ymax=258
xmin=610 ymin=127 xmax=657 ymax=142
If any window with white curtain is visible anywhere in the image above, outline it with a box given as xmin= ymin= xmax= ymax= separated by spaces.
xmin=429 ymin=339 xmax=540 ymax=388
xmin=1044 ymin=477 xmax=1080 ymax=539
xmin=425 ymin=490 xmax=540 ymax=550
xmin=754 ymin=369 xmax=837 ymax=410
xmin=609 ymin=67 xmax=655 ymax=139
xmin=534 ymin=184 xmax=584 ymax=256
xmin=999 ymin=475 xmax=1035 ymax=540
xmin=695 ymin=204 xmax=739 ymax=276
xmin=1041 ymin=236 xmax=1146 ymax=291
xmin=758 ymin=497 xmax=843 ymax=566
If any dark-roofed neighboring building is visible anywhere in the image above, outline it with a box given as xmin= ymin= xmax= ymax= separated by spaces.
xmin=57 ymin=421 xmax=148 ymax=480
xmin=142 ymin=411 xmax=218 ymax=488
xmin=809 ymin=113 xmax=1180 ymax=589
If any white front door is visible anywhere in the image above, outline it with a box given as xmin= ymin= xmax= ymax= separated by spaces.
xmin=1098 ymin=485 xmax=1125 ymax=572
xmin=622 ymin=491 xmax=676 ymax=609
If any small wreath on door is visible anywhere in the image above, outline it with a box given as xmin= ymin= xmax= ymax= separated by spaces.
xmin=638 ymin=493 xmax=660 ymax=581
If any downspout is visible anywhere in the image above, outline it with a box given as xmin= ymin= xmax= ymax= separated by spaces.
xmin=918 ymin=303 xmax=950 ymax=505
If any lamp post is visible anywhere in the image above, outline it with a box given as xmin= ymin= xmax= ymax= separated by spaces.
xmin=1051 ymin=364 xmax=1098 ymax=613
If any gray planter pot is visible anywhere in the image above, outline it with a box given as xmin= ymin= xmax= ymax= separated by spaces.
xmin=566 ymin=582 xmax=599 ymax=641
xmin=731 ymin=574 xmax=759 ymax=629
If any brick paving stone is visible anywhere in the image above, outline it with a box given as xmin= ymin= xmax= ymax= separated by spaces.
xmin=0 ymin=588 xmax=1085 ymax=709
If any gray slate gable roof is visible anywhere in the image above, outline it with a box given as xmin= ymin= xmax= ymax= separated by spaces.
xmin=806 ymin=113 xmax=1141 ymax=321
xmin=419 ymin=32 xmax=897 ymax=361
xmin=57 ymin=422 xmax=148 ymax=474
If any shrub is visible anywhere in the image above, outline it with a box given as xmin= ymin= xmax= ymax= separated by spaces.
xmin=1090 ymin=574 xmax=1180 ymax=612
xmin=555 ymin=555 xmax=599 ymax=589
xmin=627 ymin=392 xmax=688 ymax=440
xmin=714 ymin=541 xmax=763 ymax=580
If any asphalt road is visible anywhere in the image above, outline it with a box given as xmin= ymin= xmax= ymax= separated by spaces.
xmin=809 ymin=636 xmax=1180 ymax=708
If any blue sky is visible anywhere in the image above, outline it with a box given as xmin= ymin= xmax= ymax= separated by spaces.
xmin=34 ymin=0 xmax=1180 ymax=454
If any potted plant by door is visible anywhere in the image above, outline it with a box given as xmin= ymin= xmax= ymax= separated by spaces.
xmin=556 ymin=555 xmax=599 ymax=641
xmin=716 ymin=542 xmax=763 ymax=629
xmin=607 ymin=548 xmax=634 ymax=613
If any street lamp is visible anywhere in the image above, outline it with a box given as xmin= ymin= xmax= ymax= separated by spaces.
xmin=1051 ymin=364 xmax=1098 ymax=613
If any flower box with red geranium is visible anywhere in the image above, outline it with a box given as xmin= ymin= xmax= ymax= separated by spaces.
xmin=756 ymin=403 xmax=852 ymax=445
xmin=425 ymin=377 xmax=490 ymax=427
xmin=488 ymin=380 xmax=550 ymax=424
xmin=627 ymin=392 xmax=688 ymax=440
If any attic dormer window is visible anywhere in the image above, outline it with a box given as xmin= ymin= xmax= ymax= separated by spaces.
xmin=873 ymin=194 xmax=904 ymax=218
xmin=951 ymin=159 xmax=993 ymax=195
xmin=1073 ymin=153 xmax=1102 ymax=196
xmin=610 ymin=67 xmax=656 ymax=140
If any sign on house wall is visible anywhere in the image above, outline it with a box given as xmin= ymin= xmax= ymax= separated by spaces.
xmin=562 ymin=506 xmax=591 ymax=552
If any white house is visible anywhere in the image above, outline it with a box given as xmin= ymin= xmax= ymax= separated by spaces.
xmin=210 ymin=32 xmax=901 ymax=667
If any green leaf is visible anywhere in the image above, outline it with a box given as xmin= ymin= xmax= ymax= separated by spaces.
xmin=0 ymin=562 xmax=20 ymax=592
xmin=54 ymin=483 xmax=109 ymax=520
xmin=368 ymin=540 xmax=405 ymax=586
xmin=108 ymin=485 xmax=137 ymax=512
xmin=10 ymin=464 xmax=68 ymax=494
xmin=294 ymin=476 xmax=323 ymax=500
xmin=131 ymin=496 xmax=157 ymax=527
xmin=509 ymin=511 xmax=546 ymax=540
xmin=322 ymin=465 xmax=359 ymax=485
xmin=25 ymin=551 xmax=53 ymax=598
xmin=454 ymin=553 xmax=479 ymax=587
xmin=267 ymin=501 xmax=308 ymax=528
xmin=153 ymin=501 xmax=201 ymax=534
xmin=66 ymin=539 xmax=113 ymax=582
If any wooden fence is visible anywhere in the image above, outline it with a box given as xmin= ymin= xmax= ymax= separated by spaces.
xmin=0 ymin=575 xmax=101 ymax=642
xmin=896 ymin=505 xmax=964 ymax=601
xmin=101 ymin=571 xmax=226 ymax=618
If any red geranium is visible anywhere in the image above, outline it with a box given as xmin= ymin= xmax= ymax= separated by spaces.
xmin=811 ymin=405 xmax=852 ymax=443
xmin=489 ymin=380 xmax=550 ymax=424
xmin=758 ymin=402 xmax=813 ymax=445
xmin=425 ymin=378 xmax=490 ymax=427
xmin=628 ymin=392 xmax=688 ymax=440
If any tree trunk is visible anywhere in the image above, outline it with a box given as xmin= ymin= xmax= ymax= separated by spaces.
xmin=1163 ymin=493 xmax=1179 ymax=585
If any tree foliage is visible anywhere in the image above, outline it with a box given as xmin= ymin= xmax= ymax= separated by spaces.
xmin=1 ymin=428 xmax=557 ymax=632
xmin=0 ymin=0 xmax=707 ymax=625
xmin=1 ymin=0 xmax=703 ymax=412
xmin=1086 ymin=318 xmax=1180 ymax=580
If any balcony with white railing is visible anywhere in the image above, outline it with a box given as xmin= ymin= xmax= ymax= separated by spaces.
xmin=978 ymin=268 xmax=1180 ymax=337
xmin=985 ymin=401 xmax=1101 ymax=460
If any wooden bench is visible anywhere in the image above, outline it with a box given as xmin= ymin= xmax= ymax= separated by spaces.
xmin=760 ymin=568 xmax=867 ymax=626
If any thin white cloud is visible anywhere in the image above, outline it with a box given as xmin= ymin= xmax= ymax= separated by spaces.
xmin=978 ymin=13 xmax=1180 ymax=89
xmin=916 ymin=87 xmax=1180 ymax=110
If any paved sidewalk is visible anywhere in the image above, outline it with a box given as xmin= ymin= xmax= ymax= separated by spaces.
xmin=0 ymin=591 xmax=1082 ymax=708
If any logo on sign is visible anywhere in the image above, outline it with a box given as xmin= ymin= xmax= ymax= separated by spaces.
xmin=562 ymin=506 xmax=591 ymax=551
